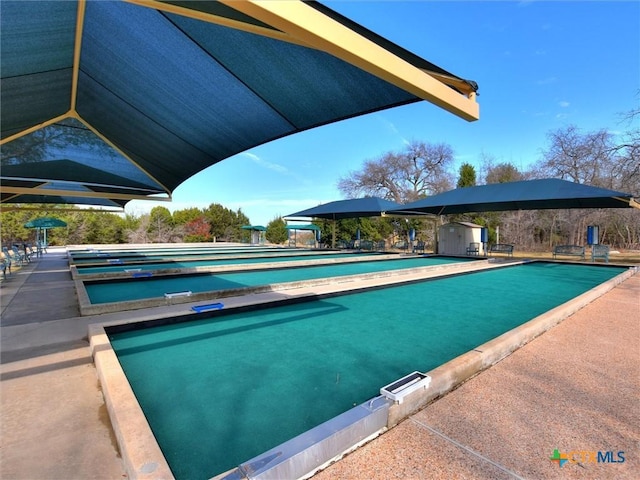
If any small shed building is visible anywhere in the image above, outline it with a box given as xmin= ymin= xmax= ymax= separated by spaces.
xmin=438 ymin=222 xmax=485 ymax=255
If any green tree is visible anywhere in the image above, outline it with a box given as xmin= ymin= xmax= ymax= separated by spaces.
xmin=457 ymin=163 xmax=477 ymax=188
xmin=0 ymin=210 xmax=32 ymax=245
xmin=204 ymin=204 xmax=249 ymax=241
xmin=173 ymin=207 xmax=204 ymax=226
xmin=122 ymin=213 xmax=140 ymax=234
xmin=265 ymin=217 xmax=287 ymax=244
xmin=148 ymin=206 xmax=175 ymax=242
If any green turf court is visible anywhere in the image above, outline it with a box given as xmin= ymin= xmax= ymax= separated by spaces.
xmin=69 ymin=247 xmax=321 ymax=264
xmin=108 ymin=262 xmax=626 ymax=479
xmin=84 ymin=256 xmax=476 ymax=304
xmin=75 ymin=251 xmax=386 ymax=275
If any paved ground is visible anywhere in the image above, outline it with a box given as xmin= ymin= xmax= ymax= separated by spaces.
xmin=1 ymin=248 xmax=638 ymax=479
xmin=1 ymin=249 xmax=126 ymax=479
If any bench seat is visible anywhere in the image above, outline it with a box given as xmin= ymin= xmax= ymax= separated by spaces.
xmin=553 ymin=245 xmax=585 ymax=260
xmin=489 ymin=244 xmax=514 ymax=257
xmin=591 ymin=244 xmax=610 ymax=263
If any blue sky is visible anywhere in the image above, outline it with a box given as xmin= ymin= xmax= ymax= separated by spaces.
xmin=126 ymin=0 xmax=640 ymax=226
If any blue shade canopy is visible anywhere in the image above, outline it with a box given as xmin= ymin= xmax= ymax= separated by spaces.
xmin=24 ymin=217 xmax=68 ymax=229
xmin=287 ymin=196 xmax=403 ymax=220
xmin=286 ymin=224 xmax=321 ymax=231
xmin=389 ymin=179 xmax=637 ymax=215
xmin=241 ymin=225 xmax=266 ymax=231
xmin=1 ymin=0 xmax=478 ymax=208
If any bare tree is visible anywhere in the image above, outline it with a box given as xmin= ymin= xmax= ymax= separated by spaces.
xmin=539 ymin=125 xmax=616 ymax=186
xmin=611 ymin=101 xmax=640 ymax=195
xmin=127 ymin=215 xmax=150 ymax=244
xmin=338 ymin=141 xmax=455 ymax=203
xmin=485 ymin=162 xmax=524 ymax=184
xmin=530 ymin=124 xmax=640 ymax=249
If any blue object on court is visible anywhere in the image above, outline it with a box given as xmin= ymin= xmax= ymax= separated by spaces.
xmin=191 ymin=303 xmax=224 ymax=313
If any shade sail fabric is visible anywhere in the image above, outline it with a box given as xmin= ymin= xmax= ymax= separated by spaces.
xmin=241 ymin=225 xmax=266 ymax=231
xmin=285 ymin=224 xmax=321 ymax=231
xmin=287 ymin=197 xmax=403 ymax=220
xmin=1 ymin=0 xmax=478 ymax=208
xmin=389 ymin=179 xmax=635 ymax=215
xmin=24 ymin=217 xmax=68 ymax=228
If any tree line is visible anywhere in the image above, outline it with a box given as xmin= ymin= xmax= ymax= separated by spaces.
xmin=0 ymin=204 xmax=253 ymax=247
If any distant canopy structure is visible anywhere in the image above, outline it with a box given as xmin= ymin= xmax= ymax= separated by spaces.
xmin=286 ymin=196 xmax=405 ymax=247
xmin=241 ymin=225 xmax=266 ymax=245
xmin=24 ymin=217 xmax=68 ymax=229
xmin=1 ymin=0 xmax=478 ymax=209
xmin=286 ymin=197 xmax=404 ymax=220
xmin=286 ymin=224 xmax=321 ymax=247
xmin=388 ymin=179 xmax=639 ymax=215
xmin=24 ymin=216 xmax=68 ymax=246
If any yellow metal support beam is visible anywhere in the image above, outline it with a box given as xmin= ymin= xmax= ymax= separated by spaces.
xmin=623 ymin=197 xmax=640 ymax=210
xmin=1 ymin=112 xmax=173 ymax=200
xmin=0 ymin=113 xmax=70 ymax=145
xmin=126 ymin=0 xmax=305 ymax=46
xmin=68 ymin=111 xmax=173 ymax=197
xmin=220 ymin=0 xmax=479 ymax=121
xmin=70 ymin=0 xmax=87 ymax=112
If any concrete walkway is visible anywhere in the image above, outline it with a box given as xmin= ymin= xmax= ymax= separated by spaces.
xmin=1 ymin=248 xmax=638 ymax=479
xmin=1 ymin=249 xmax=126 ymax=479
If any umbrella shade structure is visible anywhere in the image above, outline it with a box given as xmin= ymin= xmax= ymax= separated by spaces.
xmin=24 ymin=217 xmax=68 ymax=249
xmin=1 ymin=0 xmax=478 ymax=208
xmin=389 ymin=179 xmax=638 ymax=215
xmin=287 ymin=197 xmax=404 ymax=220
xmin=287 ymin=197 xmax=405 ymax=249
xmin=241 ymin=225 xmax=266 ymax=231
xmin=24 ymin=217 xmax=68 ymax=229
xmin=242 ymin=225 xmax=266 ymax=245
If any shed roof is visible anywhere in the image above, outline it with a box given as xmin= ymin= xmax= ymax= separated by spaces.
xmin=443 ymin=222 xmax=483 ymax=229
xmin=1 ymin=0 xmax=478 ymax=208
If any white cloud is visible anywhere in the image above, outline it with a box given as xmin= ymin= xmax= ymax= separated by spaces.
xmin=376 ymin=116 xmax=410 ymax=146
xmin=240 ymin=151 xmax=314 ymax=187
xmin=241 ymin=152 xmax=288 ymax=174
xmin=558 ymin=101 xmax=570 ymax=108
